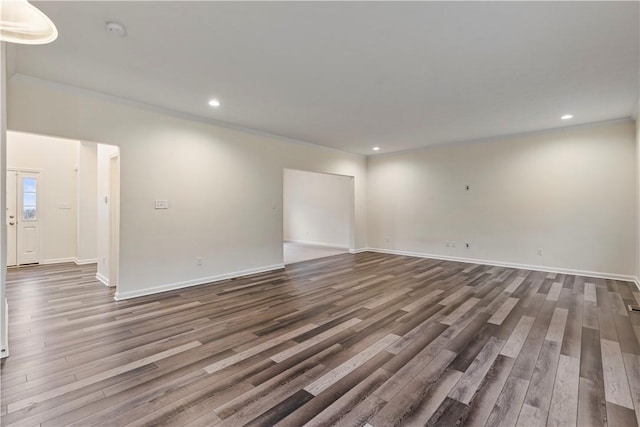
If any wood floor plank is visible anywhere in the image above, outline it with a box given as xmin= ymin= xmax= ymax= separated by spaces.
xmin=270 ymin=318 xmax=361 ymax=363
xmin=6 ymin=340 xmax=201 ymax=413
xmin=401 ymin=369 xmax=463 ymax=426
xmin=622 ymin=352 xmax=640 ymax=427
xmin=448 ymin=336 xmax=504 ymax=405
xmin=2 ymin=257 xmax=639 ymax=426
xmin=517 ymin=403 xmax=547 ymax=427
xmin=487 ymin=297 xmax=519 ymax=325
xmin=441 ymin=297 xmax=481 ymax=326
xmin=401 ymin=289 xmax=444 ymax=312
xmin=546 ymin=307 xmax=569 ymax=343
xmin=302 ymin=367 xmax=392 ymax=427
xmin=500 ymin=315 xmax=535 ymax=358
xmin=463 ymin=354 xmax=514 ymax=426
xmin=546 ymin=282 xmax=563 ymax=301
xmin=585 ymin=282 xmax=597 ymax=303
xmin=547 ymin=354 xmax=580 ymax=427
xmin=369 ymin=348 xmax=457 ymax=426
xmin=600 ymin=338 xmax=634 ymax=409
xmin=521 ymin=339 xmax=562 ymax=418
xmin=303 ymin=333 xmax=399 ymax=396
xmin=504 ymin=276 xmax=526 ymax=294
xmin=203 ymin=323 xmax=317 ymax=374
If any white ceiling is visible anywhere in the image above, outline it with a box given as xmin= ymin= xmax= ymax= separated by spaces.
xmin=15 ymin=1 xmax=640 ymax=155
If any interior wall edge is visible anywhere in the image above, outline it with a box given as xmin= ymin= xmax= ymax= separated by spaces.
xmin=113 ymin=263 xmax=285 ymax=301
xmin=367 ymin=247 xmax=637 ymax=283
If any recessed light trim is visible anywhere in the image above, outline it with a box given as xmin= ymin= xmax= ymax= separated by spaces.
xmin=561 ymin=114 xmax=573 ymax=120
xmin=208 ymin=99 xmax=221 ymax=108
xmin=373 ymin=147 xmax=380 ymax=151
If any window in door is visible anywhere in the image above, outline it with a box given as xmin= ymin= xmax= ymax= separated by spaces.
xmin=23 ymin=177 xmax=37 ymax=221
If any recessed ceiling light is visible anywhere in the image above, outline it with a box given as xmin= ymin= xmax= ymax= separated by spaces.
xmin=208 ymin=99 xmax=221 ymax=108
xmin=561 ymin=114 xmax=573 ymax=120
xmin=0 ymin=0 xmax=58 ymax=45
xmin=105 ymin=22 xmax=127 ymax=37
xmin=373 ymin=147 xmax=380 ymax=151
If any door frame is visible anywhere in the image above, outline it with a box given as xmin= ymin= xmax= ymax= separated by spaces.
xmin=6 ymin=168 xmax=44 ymax=266
xmin=108 ymin=153 xmax=120 ymax=291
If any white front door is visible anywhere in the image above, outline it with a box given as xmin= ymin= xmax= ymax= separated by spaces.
xmin=6 ymin=171 xmax=41 ymax=266
xmin=6 ymin=171 xmax=17 ymax=266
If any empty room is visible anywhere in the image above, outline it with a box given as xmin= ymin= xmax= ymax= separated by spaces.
xmin=0 ymin=1 xmax=639 ymax=426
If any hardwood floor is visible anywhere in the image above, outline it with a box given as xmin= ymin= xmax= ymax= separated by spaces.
xmin=1 ymin=253 xmax=640 ymax=426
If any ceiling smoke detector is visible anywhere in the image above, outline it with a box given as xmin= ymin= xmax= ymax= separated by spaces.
xmin=105 ymin=21 xmax=126 ymax=37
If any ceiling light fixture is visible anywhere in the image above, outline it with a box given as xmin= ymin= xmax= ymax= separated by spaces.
xmin=561 ymin=114 xmax=573 ymax=120
xmin=0 ymin=0 xmax=58 ymax=45
xmin=208 ymin=99 xmax=221 ymax=108
xmin=105 ymin=21 xmax=126 ymax=37
xmin=373 ymin=147 xmax=380 ymax=151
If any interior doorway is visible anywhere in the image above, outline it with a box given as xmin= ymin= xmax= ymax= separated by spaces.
xmin=4 ymin=132 xmax=120 ymax=295
xmin=6 ymin=170 xmax=41 ymax=266
xmin=283 ymin=169 xmax=354 ymax=264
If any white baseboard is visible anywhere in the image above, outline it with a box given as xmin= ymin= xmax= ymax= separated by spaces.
xmin=74 ymin=258 xmax=97 ymax=265
xmin=367 ymin=247 xmax=637 ymax=283
xmin=285 ymin=240 xmax=350 ymax=250
xmin=95 ymin=272 xmax=111 ymax=287
xmin=41 ymin=257 xmax=76 ymax=265
xmin=349 ymin=248 xmax=369 ymax=254
xmin=114 ymin=263 xmax=285 ymax=301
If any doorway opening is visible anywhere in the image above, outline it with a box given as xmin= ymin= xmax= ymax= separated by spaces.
xmin=4 ymin=131 xmax=120 ymax=293
xmin=283 ymin=169 xmax=355 ymax=264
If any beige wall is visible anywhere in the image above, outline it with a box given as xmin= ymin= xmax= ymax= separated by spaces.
xmin=368 ymin=120 xmax=636 ymax=278
xmin=8 ymin=76 xmax=367 ymax=299
xmin=7 ymin=131 xmax=79 ymax=263
xmin=283 ymin=169 xmax=352 ymax=248
xmin=77 ymin=141 xmax=97 ymax=264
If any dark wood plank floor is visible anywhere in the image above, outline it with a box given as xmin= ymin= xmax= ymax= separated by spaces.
xmin=2 ymin=252 xmax=640 ymax=426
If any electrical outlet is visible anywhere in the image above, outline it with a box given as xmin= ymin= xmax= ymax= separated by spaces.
xmin=465 ymin=242 xmax=470 ymax=248
xmin=196 ymin=257 xmax=203 ymax=266
xmin=385 ymin=236 xmax=391 ymax=243
xmin=537 ymin=248 xmax=543 ymax=256
xmin=451 ymin=241 xmax=456 ymax=248
xmin=446 ymin=241 xmax=450 ymax=247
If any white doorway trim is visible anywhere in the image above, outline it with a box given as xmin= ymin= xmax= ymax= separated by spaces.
xmin=108 ymin=153 xmax=120 ymax=292
xmin=6 ymin=168 xmax=44 ymax=267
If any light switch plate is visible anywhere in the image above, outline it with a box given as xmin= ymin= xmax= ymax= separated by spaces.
xmin=155 ymin=200 xmax=169 ymax=209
